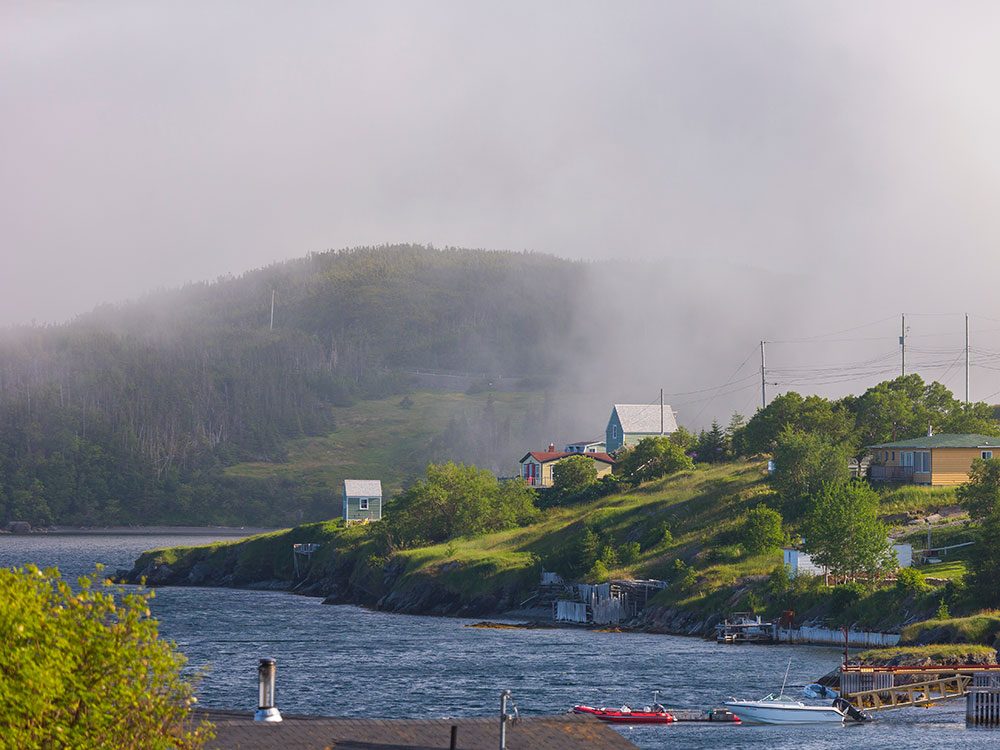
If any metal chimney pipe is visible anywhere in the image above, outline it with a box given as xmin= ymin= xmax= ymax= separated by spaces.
xmin=254 ymin=657 xmax=283 ymax=722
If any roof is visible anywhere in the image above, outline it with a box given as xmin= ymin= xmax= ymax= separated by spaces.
xmin=201 ymin=709 xmax=637 ymax=750
xmin=612 ymin=403 xmax=679 ymax=434
xmin=566 ymin=439 xmax=604 ymax=446
xmin=520 ymin=451 xmax=615 ymax=465
xmin=344 ymin=479 xmax=383 ymax=496
xmin=869 ymin=434 xmax=1000 ymax=449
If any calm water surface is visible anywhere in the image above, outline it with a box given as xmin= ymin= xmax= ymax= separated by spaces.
xmin=2 ymin=533 xmax=991 ymax=749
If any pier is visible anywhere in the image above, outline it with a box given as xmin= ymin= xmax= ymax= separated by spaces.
xmin=840 ymin=664 xmax=1000 ymax=714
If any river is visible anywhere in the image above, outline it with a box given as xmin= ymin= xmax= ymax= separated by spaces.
xmin=1 ymin=532 xmax=990 ymax=750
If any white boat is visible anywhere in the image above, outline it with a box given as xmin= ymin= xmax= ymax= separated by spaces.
xmin=724 ymin=694 xmax=847 ymax=724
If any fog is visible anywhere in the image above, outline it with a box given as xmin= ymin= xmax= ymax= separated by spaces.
xmin=5 ymin=2 xmax=1000 ymax=426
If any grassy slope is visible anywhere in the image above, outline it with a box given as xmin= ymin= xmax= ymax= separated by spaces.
xmin=135 ymin=460 xmax=979 ymax=628
xmin=223 ymin=390 xmax=544 ymax=496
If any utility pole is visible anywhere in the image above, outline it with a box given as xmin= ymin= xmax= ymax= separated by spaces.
xmin=900 ymin=314 xmax=906 ymax=377
xmin=760 ymin=340 xmax=767 ymax=410
xmin=270 ymin=289 xmax=276 ymax=331
xmin=659 ymin=388 xmax=664 ymax=435
xmin=966 ymin=313 xmax=971 ymax=406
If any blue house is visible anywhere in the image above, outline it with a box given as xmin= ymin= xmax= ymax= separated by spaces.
xmin=605 ymin=403 xmax=678 ymax=452
xmin=342 ymin=479 xmax=383 ymax=523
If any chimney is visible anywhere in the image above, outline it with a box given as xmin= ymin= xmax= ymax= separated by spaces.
xmin=254 ymin=657 xmax=282 ymax=722
xmin=547 ymin=443 xmax=556 ymax=452
xmin=927 ymin=424 xmax=934 ymax=437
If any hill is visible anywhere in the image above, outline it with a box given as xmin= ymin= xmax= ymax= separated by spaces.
xmin=0 ymin=246 xmax=593 ymax=526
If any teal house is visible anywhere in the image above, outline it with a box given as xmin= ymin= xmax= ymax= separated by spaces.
xmin=605 ymin=403 xmax=678 ymax=452
xmin=342 ymin=479 xmax=383 ymax=523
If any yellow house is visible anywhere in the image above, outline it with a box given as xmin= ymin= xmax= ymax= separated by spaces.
xmin=868 ymin=433 xmax=1000 ymax=486
xmin=519 ymin=448 xmax=615 ymax=488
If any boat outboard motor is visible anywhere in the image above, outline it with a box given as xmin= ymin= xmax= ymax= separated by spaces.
xmin=832 ymin=697 xmax=872 ymax=722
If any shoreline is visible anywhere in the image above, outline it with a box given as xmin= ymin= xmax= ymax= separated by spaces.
xmin=15 ymin=525 xmax=281 ymax=537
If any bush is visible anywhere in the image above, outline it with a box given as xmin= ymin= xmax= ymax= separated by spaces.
xmin=618 ymin=542 xmax=641 ymax=565
xmin=641 ymin=521 xmax=673 ymax=551
xmin=0 ymin=565 xmax=211 ymax=749
xmin=617 ymin=437 xmax=694 ymax=483
xmin=829 ymin=582 xmax=867 ymax=616
xmin=740 ymin=506 xmax=785 ymax=554
xmin=552 ymin=456 xmax=599 ymax=496
xmin=587 ymin=560 xmax=611 ymax=582
xmin=895 ymin=567 xmax=929 ymax=594
xmin=936 ymin=598 xmax=951 ymax=620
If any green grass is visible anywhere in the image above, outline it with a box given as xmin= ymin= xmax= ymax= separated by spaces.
xmin=223 ymin=390 xmax=545 ymax=496
xmin=856 ymin=644 xmax=996 ymax=665
xmin=879 ymin=485 xmax=959 ymax=514
xmin=902 ymin=612 xmax=1000 ymax=645
xmin=918 ymin=559 xmax=968 ymax=581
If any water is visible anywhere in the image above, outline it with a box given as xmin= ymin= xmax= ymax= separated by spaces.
xmin=1 ymin=533 xmax=992 ymax=749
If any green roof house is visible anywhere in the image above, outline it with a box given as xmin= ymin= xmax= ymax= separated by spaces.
xmin=868 ymin=432 xmax=1000 ymax=486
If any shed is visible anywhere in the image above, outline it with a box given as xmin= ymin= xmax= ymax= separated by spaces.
xmin=605 ymin=403 xmax=678 ymax=452
xmin=342 ymin=480 xmax=383 ymax=523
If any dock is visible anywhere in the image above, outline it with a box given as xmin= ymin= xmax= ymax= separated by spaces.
xmin=840 ymin=664 xmax=1000 ymax=714
xmin=715 ymin=612 xmax=775 ymax=643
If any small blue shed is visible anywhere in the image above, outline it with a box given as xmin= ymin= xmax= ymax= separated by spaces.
xmin=342 ymin=479 xmax=383 ymax=523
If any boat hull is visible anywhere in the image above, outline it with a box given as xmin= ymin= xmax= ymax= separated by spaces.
xmin=723 ymin=701 xmax=845 ymax=724
xmin=572 ymin=706 xmax=674 ymax=724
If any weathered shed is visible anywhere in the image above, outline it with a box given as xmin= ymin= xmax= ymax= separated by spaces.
xmin=342 ymin=479 xmax=383 ymax=523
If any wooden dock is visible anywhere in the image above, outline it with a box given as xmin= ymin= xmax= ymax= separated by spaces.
xmin=841 ymin=664 xmax=1000 ymax=712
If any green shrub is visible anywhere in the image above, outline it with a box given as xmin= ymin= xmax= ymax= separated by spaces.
xmin=588 ymin=560 xmax=611 ymax=582
xmin=936 ymin=598 xmax=951 ymax=620
xmin=641 ymin=521 xmax=673 ymax=551
xmin=0 ymin=565 xmax=211 ymax=749
xmin=740 ymin=505 xmax=784 ymax=554
xmin=618 ymin=542 xmax=641 ymax=565
xmin=829 ymin=582 xmax=867 ymax=616
xmin=895 ymin=567 xmax=929 ymax=594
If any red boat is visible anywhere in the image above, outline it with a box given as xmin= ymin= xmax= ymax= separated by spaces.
xmin=573 ymin=705 xmax=675 ymax=724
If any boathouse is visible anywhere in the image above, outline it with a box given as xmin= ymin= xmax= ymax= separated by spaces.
xmin=342 ymin=479 xmax=383 ymax=523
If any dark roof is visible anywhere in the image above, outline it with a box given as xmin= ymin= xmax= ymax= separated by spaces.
xmin=200 ymin=709 xmax=637 ymax=750
xmin=869 ymin=433 xmax=1000 ymax=449
xmin=519 ymin=451 xmax=615 ymax=465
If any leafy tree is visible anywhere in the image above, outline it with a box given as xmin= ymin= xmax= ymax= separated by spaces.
xmin=696 ymin=420 xmax=728 ymax=463
xmin=618 ymin=541 xmax=641 ymax=565
xmin=572 ymin=527 xmax=601 ymax=576
xmin=617 ymin=437 xmax=694 ymax=483
xmin=552 ymin=455 xmax=599 ymax=496
xmin=741 ymin=392 xmax=855 ymax=455
xmin=957 ymin=459 xmax=1000 ymax=605
xmin=803 ymin=482 xmax=894 ymax=579
xmin=957 ymin=458 xmax=1000 ymax=521
xmin=668 ymin=426 xmax=698 ymax=452
xmin=771 ymin=427 xmax=850 ymax=505
xmin=0 ymin=565 xmax=211 ymax=749
xmin=740 ymin=505 xmax=785 ymax=554
xmin=384 ymin=462 xmax=539 ymax=548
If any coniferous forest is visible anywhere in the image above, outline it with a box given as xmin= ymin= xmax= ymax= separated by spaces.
xmin=0 ymin=245 xmax=586 ymax=526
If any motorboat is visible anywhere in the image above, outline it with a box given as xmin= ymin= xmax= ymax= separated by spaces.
xmin=723 ymin=694 xmax=848 ymax=724
xmin=572 ymin=704 xmax=675 ymax=724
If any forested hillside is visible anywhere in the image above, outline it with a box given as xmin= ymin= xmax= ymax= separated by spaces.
xmin=0 ymin=246 xmax=587 ymax=526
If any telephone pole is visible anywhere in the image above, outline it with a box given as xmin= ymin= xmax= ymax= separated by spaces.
xmin=659 ymin=388 xmax=664 ymax=435
xmin=966 ymin=313 xmax=970 ymax=406
xmin=270 ymin=289 xmax=276 ymax=331
xmin=760 ymin=340 xmax=767 ymax=410
xmin=900 ymin=314 xmax=906 ymax=376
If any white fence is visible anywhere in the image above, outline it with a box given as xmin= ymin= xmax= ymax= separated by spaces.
xmin=777 ymin=626 xmax=900 ymax=648
xmin=555 ymin=600 xmax=587 ymax=623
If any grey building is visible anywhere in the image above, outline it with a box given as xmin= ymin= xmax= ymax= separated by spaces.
xmin=342 ymin=479 xmax=383 ymax=523
xmin=605 ymin=403 xmax=678 ymax=452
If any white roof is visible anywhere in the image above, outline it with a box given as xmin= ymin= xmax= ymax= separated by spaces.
xmin=613 ymin=403 xmax=678 ymax=434
xmin=344 ymin=479 xmax=382 ymax=497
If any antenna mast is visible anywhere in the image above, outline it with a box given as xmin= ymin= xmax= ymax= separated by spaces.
xmin=270 ymin=289 xmax=276 ymax=331
xmin=660 ymin=388 xmax=664 ymax=435
xmin=900 ymin=314 xmax=906 ymax=376
xmin=966 ymin=313 xmax=970 ymax=406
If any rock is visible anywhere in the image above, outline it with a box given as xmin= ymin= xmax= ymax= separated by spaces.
xmin=7 ymin=521 xmax=31 ymax=534
xmin=187 ymin=562 xmax=217 ymax=585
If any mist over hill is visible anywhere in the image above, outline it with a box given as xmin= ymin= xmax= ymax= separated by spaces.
xmin=0 ymin=243 xmax=821 ymax=526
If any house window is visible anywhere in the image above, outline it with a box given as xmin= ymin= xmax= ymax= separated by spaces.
xmin=915 ymin=452 xmax=930 ymax=472
xmin=612 ymin=425 xmax=618 ymax=439
xmin=359 ymin=497 xmax=369 ymax=510
xmin=902 ymin=452 xmax=914 ymax=467
xmin=983 ymin=451 xmax=994 ymax=460
xmin=891 ymin=451 xmax=895 ymax=461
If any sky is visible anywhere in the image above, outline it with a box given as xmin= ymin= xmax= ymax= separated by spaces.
xmin=6 ymin=2 xmax=1000 ymax=422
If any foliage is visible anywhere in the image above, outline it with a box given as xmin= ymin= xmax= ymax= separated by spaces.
xmin=957 ymin=459 xmax=1000 ymax=605
xmin=739 ymin=505 xmax=785 ymax=554
xmin=383 ymin=462 xmax=539 ymax=548
xmin=902 ymin=612 xmax=1000 ymax=645
xmin=771 ymin=427 xmax=850 ymax=507
xmin=895 ymin=567 xmax=929 ymax=594
xmin=696 ymin=421 xmax=728 ymax=463
xmin=0 ymin=565 xmax=210 ymax=750
xmin=641 ymin=520 xmax=673 ymax=551
xmin=936 ymin=598 xmax=951 ymax=620
xmin=828 ymin=582 xmax=867 ymax=617
xmin=616 ymin=437 xmax=694 ymax=483
xmin=618 ymin=541 xmax=641 ymax=565
xmin=668 ymin=426 xmax=698 ymax=452
xmin=803 ymin=481 xmax=894 ymax=578
xmin=552 ymin=455 xmax=599 ymax=495
xmin=739 ymin=392 xmax=855 ymax=455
